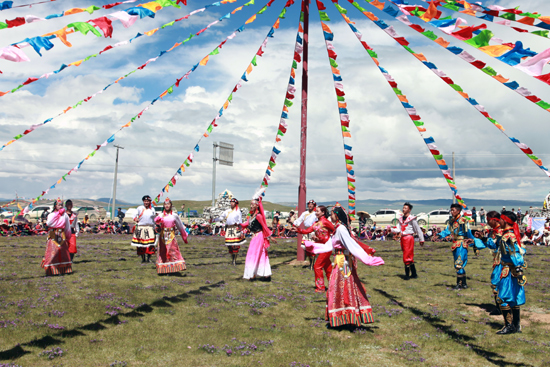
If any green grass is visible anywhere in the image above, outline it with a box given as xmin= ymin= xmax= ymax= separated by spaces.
xmin=1 ymin=235 xmax=549 ymax=366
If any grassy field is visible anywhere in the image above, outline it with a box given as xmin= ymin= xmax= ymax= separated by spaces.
xmin=0 ymin=235 xmax=549 ymax=367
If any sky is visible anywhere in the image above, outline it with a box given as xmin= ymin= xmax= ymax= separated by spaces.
xmin=1 ymin=0 xmax=550 ymax=206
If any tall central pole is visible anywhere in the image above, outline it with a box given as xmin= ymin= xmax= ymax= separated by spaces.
xmin=297 ymin=0 xmax=309 ymax=261
xmin=212 ymin=142 xmax=217 ymax=208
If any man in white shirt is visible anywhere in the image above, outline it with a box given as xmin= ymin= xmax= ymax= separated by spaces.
xmin=212 ymin=198 xmax=244 ymax=265
xmin=131 ymin=195 xmax=157 ymax=263
xmin=294 ymin=200 xmax=318 ymax=269
xmin=391 ymin=202 xmax=424 ymax=280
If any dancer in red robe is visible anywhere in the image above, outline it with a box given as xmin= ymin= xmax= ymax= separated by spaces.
xmin=41 ymin=200 xmax=72 ymax=276
xmin=154 ymin=198 xmax=188 ymax=275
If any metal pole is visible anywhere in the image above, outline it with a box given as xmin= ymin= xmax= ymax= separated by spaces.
xmin=212 ymin=143 xmax=217 ymax=208
xmin=112 ymin=145 xmax=124 ymax=220
xmin=296 ymin=0 xmax=309 ymax=261
xmin=452 ymin=151 xmax=456 ymax=204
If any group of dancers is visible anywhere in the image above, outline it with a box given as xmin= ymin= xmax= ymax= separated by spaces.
xmin=39 ymin=194 xmax=526 ymax=333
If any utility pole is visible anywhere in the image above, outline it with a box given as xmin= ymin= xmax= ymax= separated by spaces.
xmin=112 ymin=145 xmax=124 ymax=220
xmin=452 ymin=152 xmax=456 ymax=204
xmin=296 ymin=0 xmax=310 ymax=261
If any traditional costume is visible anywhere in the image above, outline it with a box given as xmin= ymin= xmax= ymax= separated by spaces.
xmin=321 ymin=207 xmax=384 ymax=327
xmin=131 ymin=195 xmax=157 ymax=263
xmin=477 ymin=222 xmax=503 ymax=312
xmin=439 ymin=213 xmax=483 ymax=289
xmin=154 ymin=199 xmax=188 ymax=275
xmin=294 ymin=200 xmax=318 ymax=268
xmin=391 ymin=214 xmax=424 ymax=279
xmin=300 ymin=216 xmax=335 ymax=292
xmin=495 ymin=214 xmax=526 ymax=334
xmin=41 ymin=207 xmax=72 ymax=276
xmin=67 ymin=210 xmax=79 ymax=261
xmin=241 ymin=193 xmax=272 ymax=280
xmin=213 ymin=198 xmax=245 ymax=265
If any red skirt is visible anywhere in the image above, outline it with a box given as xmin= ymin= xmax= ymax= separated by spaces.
xmin=41 ymin=229 xmax=73 ymax=276
xmin=68 ymin=233 xmax=77 ymax=254
xmin=326 ymin=253 xmax=373 ymax=327
xmin=156 ymin=228 xmax=186 ymax=274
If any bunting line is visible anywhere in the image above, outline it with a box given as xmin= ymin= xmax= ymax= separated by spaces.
xmin=0 ymin=200 xmax=17 ymax=209
xmin=353 ymin=0 xmax=550 ymax=178
xmin=436 ymin=0 xmax=550 ymax=33
xmin=0 ymin=0 xmax=266 ymax=152
xmin=315 ymin=0 xmax=356 ymax=218
xmin=367 ymin=0 xmax=550 ymax=113
xmin=260 ymin=7 xmax=304 ymax=190
xmin=429 ymin=0 xmax=550 ymax=40
xmin=385 ymin=1 xmax=550 ymax=85
xmin=0 ymin=1 xmax=69 ymax=11
xmin=1 ymin=0 xmax=188 ymax=62
xmin=0 ymin=0 xmax=142 ymax=31
xmin=332 ymin=0 xmax=467 ymax=208
xmin=153 ymin=1 xmax=297 ymax=205
xmin=0 ymin=0 xmax=240 ymax=98
xmin=18 ymin=0 xmax=288 ymax=206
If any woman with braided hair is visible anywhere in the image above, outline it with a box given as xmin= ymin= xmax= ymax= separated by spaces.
xmin=325 ymin=206 xmax=384 ymax=328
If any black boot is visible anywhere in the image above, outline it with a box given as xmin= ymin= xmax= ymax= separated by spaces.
xmin=141 ymin=254 xmax=146 ymax=263
xmin=461 ymin=275 xmax=468 ymax=289
xmin=512 ymin=307 xmax=521 ymax=333
xmin=146 ymin=254 xmax=151 ymax=263
xmin=404 ymin=265 xmax=410 ymax=280
xmin=496 ymin=307 xmax=516 ymax=335
xmin=491 ymin=294 xmax=501 ymax=315
xmin=410 ymin=263 xmax=418 ymax=279
xmin=232 ymin=254 xmax=237 ymax=266
xmin=452 ymin=276 xmax=462 ymax=290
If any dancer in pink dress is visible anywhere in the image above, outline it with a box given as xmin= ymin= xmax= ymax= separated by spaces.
xmin=323 ymin=206 xmax=384 ymax=327
xmin=154 ymin=198 xmax=188 ymax=275
xmin=240 ymin=191 xmax=273 ymax=281
xmin=41 ymin=200 xmax=73 ymax=276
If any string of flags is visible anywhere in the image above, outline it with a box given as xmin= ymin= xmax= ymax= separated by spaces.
xmin=333 ymin=0 xmax=468 ymax=208
xmin=153 ymin=1 xmax=297 ymax=205
xmin=429 ymin=0 xmax=550 ymax=40
xmin=0 ymin=0 xmax=188 ymax=63
xmin=14 ymin=0 xmax=287 ymax=212
xmin=260 ymin=8 xmax=304 ymax=191
xmin=315 ymin=0 xmax=356 ymax=218
xmin=436 ymin=0 xmax=550 ymax=33
xmin=387 ymin=1 xmax=550 ymax=85
xmin=0 ymin=0 xmax=259 ymax=152
xmin=368 ymin=0 xmax=550 ymax=113
xmin=0 ymin=0 xmax=228 ymax=97
xmin=0 ymin=200 xmax=17 ymax=209
xmin=355 ymin=0 xmax=550 ymax=178
xmin=0 ymin=0 xmax=142 ymax=31
xmin=0 ymin=0 xmax=74 ymax=11
xmin=384 ymin=2 xmax=550 ymax=112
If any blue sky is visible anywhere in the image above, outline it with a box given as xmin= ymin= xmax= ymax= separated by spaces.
xmin=1 ymin=0 xmax=550 ymax=205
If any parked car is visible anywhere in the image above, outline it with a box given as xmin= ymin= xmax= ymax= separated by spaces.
xmin=366 ymin=209 xmax=402 ymax=226
xmin=416 ymin=209 xmax=451 ymax=226
xmin=77 ymin=206 xmax=107 ymax=222
xmin=0 ymin=208 xmax=15 ymax=220
xmin=24 ymin=205 xmax=53 ymax=221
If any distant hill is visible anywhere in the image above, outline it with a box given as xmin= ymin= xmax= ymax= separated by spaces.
xmin=278 ymin=198 xmax=542 ymax=215
xmin=96 ymin=198 xmax=135 ymax=206
xmin=170 ymin=200 xmax=294 ymax=214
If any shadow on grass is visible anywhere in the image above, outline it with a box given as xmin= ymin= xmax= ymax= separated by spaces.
xmin=373 ymin=288 xmax=532 ymax=367
xmin=0 ymin=280 xmax=225 ymax=362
